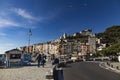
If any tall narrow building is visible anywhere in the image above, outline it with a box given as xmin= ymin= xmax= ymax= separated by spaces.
xmin=88 ymin=35 xmax=96 ymax=54
xmin=63 ymin=33 xmax=67 ymax=39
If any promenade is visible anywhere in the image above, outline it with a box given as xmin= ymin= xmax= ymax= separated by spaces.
xmin=106 ymin=62 xmax=120 ymax=73
xmin=0 ymin=62 xmax=52 ymax=80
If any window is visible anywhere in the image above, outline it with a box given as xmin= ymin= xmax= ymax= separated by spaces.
xmin=10 ymin=54 xmax=21 ymax=59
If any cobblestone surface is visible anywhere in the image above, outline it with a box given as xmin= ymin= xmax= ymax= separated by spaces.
xmin=0 ymin=63 xmax=52 ymax=80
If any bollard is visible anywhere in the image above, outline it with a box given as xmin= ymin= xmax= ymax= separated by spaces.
xmin=107 ymin=62 xmax=109 ymax=65
xmin=111 ymin=65 xmax=113 ymax=68
xmin=116 ymin=66 xmax=119 ymax=70
xmin=107 ymin=62 xmax=110 ymax=66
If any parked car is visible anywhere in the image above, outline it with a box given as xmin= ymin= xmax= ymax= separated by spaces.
xmin=71 ymin=56 xmax=77 ymax=62
xmin=22 ymin=54 xmax=32 ymax=65
xmin=71 ymin=55 xmax=80 ymax=62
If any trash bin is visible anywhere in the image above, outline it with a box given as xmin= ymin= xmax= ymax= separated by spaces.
xmin=57 ymin=68 xmax=64 ymax=80
xmin=53 ymin=66 xmax=58 ymax=80
xmin=53 ymin=65 xmax=64 ymax=80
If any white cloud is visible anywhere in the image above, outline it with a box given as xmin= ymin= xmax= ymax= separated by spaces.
xmin=0 ymin=43 xmax=16 ymax=54
xmin=11 ymin=8 xmax=40 ymax=21
xmin=0 ymin=18 xmax=20 ymax=27
xmin=0 ymin=9 xmax=33 ymax=28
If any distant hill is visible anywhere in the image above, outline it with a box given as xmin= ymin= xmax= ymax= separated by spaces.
xmin=96 ymin=26 xmax=120 ymax=44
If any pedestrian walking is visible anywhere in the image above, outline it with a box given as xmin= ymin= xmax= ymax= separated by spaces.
xmin=51 ymin=54 xmax=55 ymax=60
xmin=47 ymin=53 xmax=51 ymax=62
xmin=36 ymin=53 xmax=41 ymax=67
xmin=41 ymin=54 xmax=46 ymax=67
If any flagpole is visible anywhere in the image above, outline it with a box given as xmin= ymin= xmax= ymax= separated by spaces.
xmin=28 ymin=31 xmax=30 ymax=46
xmin=28 ymin=28 xmax=32 ymax=53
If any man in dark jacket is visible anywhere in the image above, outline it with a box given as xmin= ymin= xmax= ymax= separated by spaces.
xmin=41 ymin=54 xmax=46 ymax=67
xmin=37 ymin=53 xmax=41 ymax=67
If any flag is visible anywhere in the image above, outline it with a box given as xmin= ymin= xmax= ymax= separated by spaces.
xmin=29 ymin=29 xmax=32 ymax=36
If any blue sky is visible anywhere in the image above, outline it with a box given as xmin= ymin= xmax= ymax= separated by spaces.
xmin=0 ymin=0 xmax=120 ymax=54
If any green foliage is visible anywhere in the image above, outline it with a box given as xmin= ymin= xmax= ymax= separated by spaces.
xmin=96 ymin=26 xmax=120 ymax=56
xmin=96 ymin=26 xmax=120 ymax=44
xmin=97 ymin=42 xmax=120 ymax=56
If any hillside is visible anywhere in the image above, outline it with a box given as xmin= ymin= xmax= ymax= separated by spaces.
xmin=96 ymin=26 xmax=120 ymax=56
xmin=96 ymin=26 xmax=120 ymax=44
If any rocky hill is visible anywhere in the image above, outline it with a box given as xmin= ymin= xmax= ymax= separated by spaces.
xmin=96 ymin=26 xmax=120 ymax=44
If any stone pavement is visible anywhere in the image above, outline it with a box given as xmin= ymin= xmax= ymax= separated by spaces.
xmin=0 ymin=62 xmax=53 ymax=80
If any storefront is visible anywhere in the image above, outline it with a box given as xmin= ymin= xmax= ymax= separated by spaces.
xmin=5 ymin=49 xmax=23 ymax=68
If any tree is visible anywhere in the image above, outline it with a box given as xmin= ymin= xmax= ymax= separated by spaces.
xmin=96 ymin=42 xmax=120 ymax=56
xmin=96 ymin=26 xmax=120 ymax=44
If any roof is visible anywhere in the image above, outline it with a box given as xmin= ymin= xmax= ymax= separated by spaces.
xmin=5 ymin=49 xmax=22 ymax=54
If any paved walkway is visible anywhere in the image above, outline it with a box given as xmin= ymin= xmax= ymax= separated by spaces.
xmin=105 ymin=62 xmax=120 ymax=73
xmin=0 ymin=62 xmax=53 ymax=80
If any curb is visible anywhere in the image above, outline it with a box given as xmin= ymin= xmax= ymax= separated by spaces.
xmin=106 ymin=62 xmax=120 ymax=70
xmin=100 ymin=62 xmax=120 ymax=74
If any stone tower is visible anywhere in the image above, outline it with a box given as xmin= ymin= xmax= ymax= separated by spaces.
xmin=88 ymin=35 xmax=96 ymax=54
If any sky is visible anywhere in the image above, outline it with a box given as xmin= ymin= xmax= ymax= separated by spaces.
xmin=0 ymin=0 xmax=120 ymax=54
